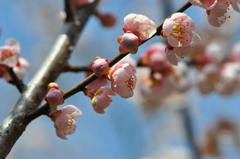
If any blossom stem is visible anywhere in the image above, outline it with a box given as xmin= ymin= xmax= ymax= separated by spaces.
xmin=6 ymin=68 xmax=25 ymax=93
xmin=27 ymin=1 xmax=193 ymax=121
xmin=62 ymin=64 xmax=92 ymax=72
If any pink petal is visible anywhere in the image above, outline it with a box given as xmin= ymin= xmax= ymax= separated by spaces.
xmin=201 ymin=0 xmax=218 ymax=9
xmin=166 ymin=49 xmax=178 ymax=66
xmin=60 ymin=105 xmax=82 ymax=119
xmin=162 ymin=19 xmax=174 ymax=36
xmin=64 ymin=119 xmax=76 ymax=135
xmin=111 ymin=81 xmax=134 ymax=98
xmin=174 ymin=46 xmax=192 ymax=58
xmin=55 ymin=115 xmax=69 ymax=132
xmin=208 ymin=14 xmax=222 ymax=27
xmin=138 ymin=25 xmax=156 ymax=40
xmin=167 ymin=36 xmax=182 ymax=47
xmin=56 ymin=129 xmax=67 ymax=140
xmin=231 ymin=1 xmax=240 ymax=12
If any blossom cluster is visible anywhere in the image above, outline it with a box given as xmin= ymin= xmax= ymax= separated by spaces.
xmin=117 ymin=13 xmax=157 ymax=54
xmin=135 ymin=38 xmax=240 ymax=107
xmin=85 ymin=57 xmax=137 ymax=113
xmin=161 ymin=13 xmax=201 ymax=65
xmin=45 ymin=83 xmax=82 ymax=140
xmin=138 ymin=43 xmax=190 ymax=105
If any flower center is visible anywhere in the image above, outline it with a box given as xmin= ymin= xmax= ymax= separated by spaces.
xmin=1 ymin=49 xmax=16 ymax=62
xmin=125 ymin=76 xmax=135 ymax=90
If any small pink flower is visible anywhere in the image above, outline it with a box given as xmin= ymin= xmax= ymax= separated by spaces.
xmin=0 ymin=39 xmax=20 ymax=67
xmin=140 ymin=43 xmax=168 ymax=71
xmin=162 ymin=13 xmax=196 ymax=47
xmin=203 ymin=42 xmax=224 ymax=64
xmin=206 ymin=0 xmax=240 ymax=27
xmin=3 ymin=57 xmax=30 ymax=81
xmin=55 ymin=105 xmax=82 ymax=140
xmin=140 ymin=76 xmax=174 ymax=103
xmin=189 ymin=0 xmax=218 ymax=9
xmin=196 ymin=64 xmax=220 ymax=94
xmin=109 ymin=63 xmax=137 ymax=98
xmin=89 ymin=57 xmax=109 ymax=77
xmin=91 ymin=86 xmax=116 ymax=114
xmin=117 ymin=32 xmax=141 ymax=54
xmin=123 ymin=13 xmax=157 ymax=41
xmin=229 ymin=42 xmax=240 ymax=62
xmin=216 ymin=62 xmax=240 ymax=96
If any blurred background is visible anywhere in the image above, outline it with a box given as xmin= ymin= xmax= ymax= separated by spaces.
xmin=1 ymin=0 xmax=240 ymax=159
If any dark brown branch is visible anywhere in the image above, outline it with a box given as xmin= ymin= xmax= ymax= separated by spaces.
xmin=27 ymin=2 xmax=192 ymax=121
xmin=0 ymin=1 xmax=99 ymax=158
xmin=6 ymin=68 xmax=25 ymax=93
xmin=64 ymin=0 xmax=74 ymax=22
xmin=62 ymin=64 xmax=91 ymax=72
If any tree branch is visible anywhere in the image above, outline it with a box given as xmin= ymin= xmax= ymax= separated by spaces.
xmin=27 ymin=2 xmax=192 ymax=121
xmin=6 ymin=68 xmax=25 ymax=93
xmin=64 ymin=0 xmax=74 ymax=22
xmin=62 ymin=64 xmax=92 ymax=72
xmin=0 ymin=1 xmax=99 ymax=158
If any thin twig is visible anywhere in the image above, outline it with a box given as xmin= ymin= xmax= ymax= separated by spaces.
xmin=62 ymin=64 xmax=92 ymax=72
xmin=180 ymin=107 xmax=201 ymax=159
xmin=27 ymin=2 xmax=192 ymax=121
xmin=64 ymin=0 xmax=74 ymax=22
xmin=6 ymin=68 xmax=25 ymax=93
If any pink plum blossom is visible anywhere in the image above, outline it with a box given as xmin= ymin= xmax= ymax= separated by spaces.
xmin=189 ymin=0 xmax=218 ymax=9
xmin=123 ymin=13 xmax=157 ymax=41
xmin=0 ymin=39 xmax=30 ymax=81
xmin=91 ymin=86 xmax=116 ymax=114
xmin=0 ymin=39 xmax=20 ymax=67
xmin=162 ymin=13 xmax=197 ymax=47
xmin=54 ymin=105 xmax=82 ymax=140
xmin=140 ymin=43 xmax=169 ymax=71
xmin=2 ymin=57 xmax=30 ymax=82
xmin=216 ymin=63 xmax=240 ymax=96
xmin=117 ymin=32 xmax=141 ymax=54
xmin=206 ymin=0 xmax=240 ymax=27
xmin=195 ymin=64 xmax=220 ymax=94
xmin=140 ymin=76 xmax=174 ymax=104
xmin=172 ymin=62 xmax=192 ymax=93
xmin=109 ymin=63 xmax=137 ymax=98
xmin=229 ymin=42 xmax=240 ymax=62
xmin=89 ymin=57 xmax=109 ymax=77
xmin=202 ymin=42 xmax=224 ymax=64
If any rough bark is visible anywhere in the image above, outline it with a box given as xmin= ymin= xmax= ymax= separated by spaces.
xmin=0 ymin=1 xmax=98 ymax=158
